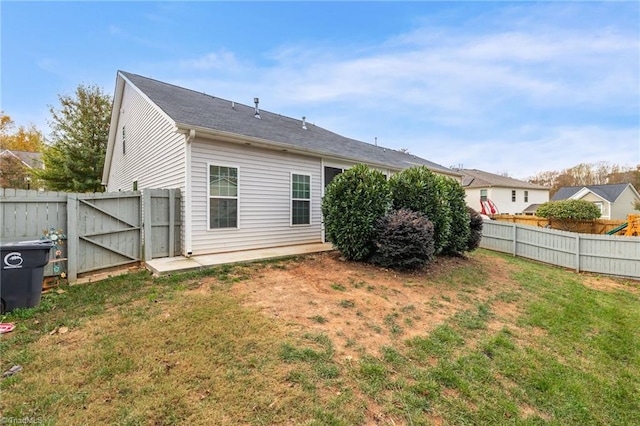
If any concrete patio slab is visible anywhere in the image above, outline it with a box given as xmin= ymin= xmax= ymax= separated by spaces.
xmin=145 ymin=242 xmax=334 ymax=275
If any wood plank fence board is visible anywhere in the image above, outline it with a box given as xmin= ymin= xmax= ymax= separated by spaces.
xmin=1 ymin=188 xmax=181 ymax=283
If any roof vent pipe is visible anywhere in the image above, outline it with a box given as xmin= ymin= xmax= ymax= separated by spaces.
xmin=231 ymin=101 xmax=235 ymax=110
xmin=302 ymin=116 xmax=307 ymax=130
xmin=253 ymin=97 xmax=261 ymax=119
xmin=375 ymin=137 xmax=378 ymax=146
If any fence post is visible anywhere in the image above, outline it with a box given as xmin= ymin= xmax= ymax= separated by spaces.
xmin=169 ymin=189 xmax=175 ymax=257
xmin=143 ymin=190 xmax=152 ymax=261
xmin=575 ymin=234 xmax=580 ymax=273
xmin=512 ymin=223 xmax=517 ymax=256
xmin=66 ymin=194 xmax=79 ymax=283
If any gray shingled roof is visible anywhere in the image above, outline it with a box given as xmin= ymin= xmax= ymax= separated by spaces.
xmin=552 ymin=184 xmax=631 ymax=202
xmin=459 ymin=168 xmax=549 ymax=189
xmin=0 ymin=149 xmax=44 ymax=169
xmin=120 ymin=71 xmax=457 ymax=175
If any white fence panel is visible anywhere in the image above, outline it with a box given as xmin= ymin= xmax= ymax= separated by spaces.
xmin=481 ymin=220 xmax=639 ymax=279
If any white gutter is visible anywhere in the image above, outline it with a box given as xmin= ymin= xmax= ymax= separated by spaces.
xmin=174 ymin=124 xmax=462 ymax=179
xmin=184 ymin=129 xmax=196 ymax=256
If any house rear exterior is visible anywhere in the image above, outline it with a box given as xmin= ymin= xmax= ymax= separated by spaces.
xmin=460 ymin=168 xmax=549 ymax=215
xmin=102 ymin=71 xmax=461 ymax=257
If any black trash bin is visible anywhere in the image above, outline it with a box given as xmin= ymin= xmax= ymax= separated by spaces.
xmin=1 ymin=239 xmax=54 ymax=314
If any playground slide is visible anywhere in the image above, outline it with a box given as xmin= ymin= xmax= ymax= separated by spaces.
xmin=480 ymin=199 xmax=499 ymax=216
xmin=606 ymin=222 xmax=628 ymax=235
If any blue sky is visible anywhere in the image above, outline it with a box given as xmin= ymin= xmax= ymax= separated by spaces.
xmin=2 ymin=1 xmax=638 ymax=179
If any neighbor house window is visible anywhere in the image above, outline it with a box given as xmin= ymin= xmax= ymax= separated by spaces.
xmin=524 ymin=190 xmax=529 ymax=202
xmin=480 ymin=189 xmax=487 ymax=201
xmin=512 ymin=190 xmax=516 ymax=202
xmin=209 ymin=165 xmax=238 ymax=229
xmin=122 ymin=126 xmax=126 ymax=155
xmin=291 ymin=173 xmax=311 ymax=225
xmin=594 ymin=201 xmax=604 ymax=215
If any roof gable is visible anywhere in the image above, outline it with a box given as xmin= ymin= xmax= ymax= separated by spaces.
xmin=552 ymin=183 xmax=635 ymax=202
xmin=117 ymin=71 xmax=458 ymax=175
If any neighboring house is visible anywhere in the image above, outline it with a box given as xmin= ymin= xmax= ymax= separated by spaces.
xmin=552 ymin=183 xmax=640 ymax=220
xmin=0 ymin=149 xmax=44 ymax=189
xmin=102 ymin=71 xmax=462 ymax=257
xmin=459 ymin=168 xmax=550 ymax=215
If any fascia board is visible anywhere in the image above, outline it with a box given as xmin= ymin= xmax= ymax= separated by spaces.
xmin=176 ymin=123 xmax=461 ymax=178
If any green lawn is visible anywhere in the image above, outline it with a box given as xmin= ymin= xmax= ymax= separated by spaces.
xmin=1 ymin=250 xmax=638 ymax=425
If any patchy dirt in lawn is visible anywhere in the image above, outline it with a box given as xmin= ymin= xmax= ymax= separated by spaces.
xmin=214 ymin=250 xmax=518 ymax=359
xmin=581 ymin=275 xmax=640 ymax=294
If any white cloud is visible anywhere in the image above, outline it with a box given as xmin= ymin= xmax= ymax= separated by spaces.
xmin=178 ymin=51 xmax=242 ymax=72
xmin=160 ymin=3 xmax=638 ymax=178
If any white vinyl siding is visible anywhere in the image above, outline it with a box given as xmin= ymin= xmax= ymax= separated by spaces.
xmin=291 ymin=173 xmax=311 ymax=226
xmin=106 ymin=84 xmax=185 ymax=192
xmin=191 ymin=139 xmax=322 ymax=254
xmin=464 ymin=187 xmax=549 ymax=215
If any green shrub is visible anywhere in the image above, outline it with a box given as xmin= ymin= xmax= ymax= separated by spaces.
xmin=322 ymin=164 xmax=391 ymax=261
xmin=371 ymin=209 xmax=435 ymax=270
xmin=390 ymin=166 xmax=452 ymax=254
xmin=439 ymin=176 xmax=471 ymax=255
xmin=466 ymin=207 xmax=483 ymax=251
xmin=536 ymin=199 xmax=601 ymax=220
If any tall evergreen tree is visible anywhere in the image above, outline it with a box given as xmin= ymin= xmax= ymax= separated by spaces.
xmin=36 ymin=85 xmax=111 ymax=192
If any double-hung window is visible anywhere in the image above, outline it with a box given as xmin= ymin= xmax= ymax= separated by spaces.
xmin=291 ymin=173 xmax=311 ymax=225
xmin=511 ymin=190 xmax=516 ymax=202
xmin=209 ymin=165 xmax=238 ymax=229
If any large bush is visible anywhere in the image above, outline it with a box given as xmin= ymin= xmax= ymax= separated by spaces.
xmin=438 ymin=176 xmax=471 ymax=255
xmin=466 ymin=207 xmax=483 ymax=251
xmin=371 ymin=209 xmax=435 ymax=270
xmin=536 ymin=200 xmax=601 ymax=220
xmin=390 ymin=166 xmax=452 ymax=254
xmin=322 ymin=164 xmax=391 ymax=261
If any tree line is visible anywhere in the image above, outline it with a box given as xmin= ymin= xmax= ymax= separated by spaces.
xmin=527 ymin=162 xmax=640 ymax=196
xmin=1 ymin=85 xmax=111 ymax=192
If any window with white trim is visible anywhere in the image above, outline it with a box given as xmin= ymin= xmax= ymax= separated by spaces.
xmin=594 ymin=201 xmax=604 ymax=214
xmin=209 ymin=165 xmax=238 ymax=229
xmin=291 ymin=173 xmax=311 ymax=225
xmin=512 ymin=190 xmax=516 ymax=202
xmin=480 ymin=189 xmax=487 ymax=201
xmin=524 ymin=190 xmax=529 ymax=202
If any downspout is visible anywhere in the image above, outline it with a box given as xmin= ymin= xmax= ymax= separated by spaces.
xmin=184 ymin=129 xmax=195 ymax=257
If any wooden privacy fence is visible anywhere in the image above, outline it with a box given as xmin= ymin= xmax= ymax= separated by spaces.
xmin=480 ymin=220 xmax=640 ymax=279
xmin=1 ymin=188 xmax=181 ymax=283
xmin=491 ymin=214 xmax=625 ymax=235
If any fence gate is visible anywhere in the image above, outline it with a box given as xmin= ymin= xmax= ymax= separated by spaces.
xmin=67 ymin=192 xmax=142 ymax=280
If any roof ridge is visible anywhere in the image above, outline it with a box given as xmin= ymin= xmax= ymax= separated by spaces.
xmin=117 ymin=70 xmax=459 ymax=175
xmin=120 ymin=70 xmax=258 ymax=111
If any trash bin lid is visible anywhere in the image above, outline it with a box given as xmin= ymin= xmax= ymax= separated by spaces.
xmin=0 ymin=239 xmax=55 ymax=250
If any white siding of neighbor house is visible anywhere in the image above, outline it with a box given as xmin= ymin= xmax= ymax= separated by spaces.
xmin=465 ymin=187 xmax=549 ymax=215
xmin=106 ymin=83 xmax=185 ymax=193
xmin=464 ymin=188 xmax=484 ymax=213
xmin=190 ymin=138 xmax=323 ymax=255
xmin=608 ymin=187 xmax=638 ymax=220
